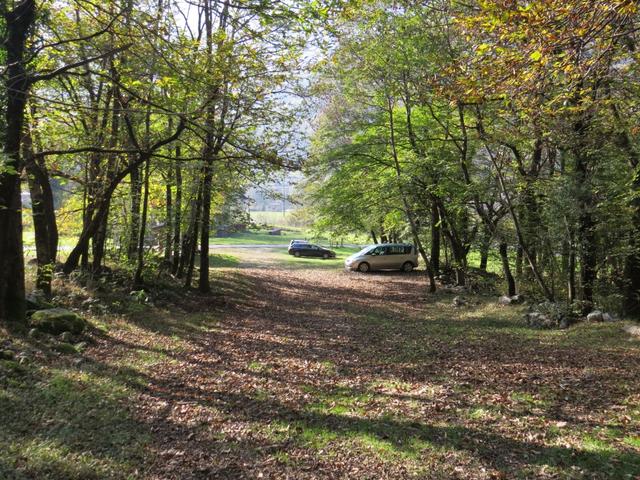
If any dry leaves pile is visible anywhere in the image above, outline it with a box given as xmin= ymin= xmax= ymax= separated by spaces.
xmin=84 ymin=251 xmax=640 ymax=479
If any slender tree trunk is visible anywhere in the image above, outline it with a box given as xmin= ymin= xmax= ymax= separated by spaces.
xmin=172 ymin=153 xmax=182 ymax=274
xmin=516 ymin=244 xmax=523 ymax=279
xmin=184 ymin=189 xmax=202 ymax=289
xmin=479 ymin=234 xmax=490 ymax=272
xmin=91 ymin=207 xmax=109 ymax=272
xmin=133 ymin=155 xmax=151 ymax=287
xmin=431 ymin=203 xmax=441 ymax=275
xmin=370 ymin=230 xmax=378 ymax=244
xmin=0 ymin=0 xmax=36 ymax=322
xmin=24 ymin=126 xmax=58 ymax=297
xmin=199 ymin=145 xmax=214 ymax=293
xmin=574 ymin=148 xmax=596 ymax=309
xmin=499 ymin=242 xmax=516 ymax=296
xmin=177 ymin=196 xmax=198 ymax=279
xmin=128 ymin=162 xmax=142 ymax=260
xmin=165 ymin=169 xmax=172 ymax=263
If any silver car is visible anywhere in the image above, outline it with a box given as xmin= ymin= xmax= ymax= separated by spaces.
xmin=345 ymin=244 xmax=418 ymax=273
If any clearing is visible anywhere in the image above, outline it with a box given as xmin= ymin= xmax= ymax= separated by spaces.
xmin=1 ymin=248 xmax=639 ymax=479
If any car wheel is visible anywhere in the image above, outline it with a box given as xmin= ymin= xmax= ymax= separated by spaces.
xmin=323 ymin=253 xmax=329 ymax=259
xmin=402 ymin=261 xmax=414 ymax=273
xmin=294 ymin=251 xmax=301 ymax=257
xmin=358 ymin=262 xmax=370 ymax=273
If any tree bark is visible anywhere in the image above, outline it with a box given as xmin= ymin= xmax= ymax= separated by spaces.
xmin=499 ymin=242 xmax=516 ymax=296
xmin=23 ymin=123 xmax=58 ymax=297
xmin=133 ymin=156 xmax=151 ymax=287
xmin=0 ymin=0 xmax=37 ymax=322
xmin=430 ymin=203 xmax=441 ymax=275
xmin=172 ymin=153 xmax=182 ymax=274
xmin=128 ymin=161 xmax=142 ymax=261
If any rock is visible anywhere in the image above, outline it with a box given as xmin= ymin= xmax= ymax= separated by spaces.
xmin=511 ymin=294 xmax=525 ymax=304
xmin=453 ymin=296 xmax=467 ymax=307
xmin=559 ymin=317 xmax=571 ymax=329
xmin=30 ymin=308 xmax=86 ymax=335
xmin=602 ymin=312 xmax=614 ymax=322
xmin=624 ymin=324 xmax=640 ymax=337
xmin=525 ymin=312 xmax=555 ymax=329
xmin=28 ymin=328 xmax=41 ymax=339
xmin=0 ymin=349 xmax=15 ymax=360
xmin=52 ymin=342 xmax=77 ymax=355
xmin=59 ymin=331 xmax=74 ymax=343
xmin=586 ymin=310 xmax=603 ymax=322
xmin=25 ymin=290 xmax=54 ymax=311
xmin=498 ymin=295 xmax=513 ymax=305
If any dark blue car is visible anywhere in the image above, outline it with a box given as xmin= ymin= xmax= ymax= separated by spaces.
xmin=287 ymin=243 xmax=336 ymax=259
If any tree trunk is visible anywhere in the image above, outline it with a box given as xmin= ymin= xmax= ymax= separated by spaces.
xmin=172 ymin=154 xmax=182 ymax=274
xmin=128 ymin=161 xmax=142 ymax=261
xmin=199 ymin=148 xmax=214 ymax=293
xmin=370 ymin=229 xmax=378 ymax=244
xmin=430 ymin=202 xmax=441 ymax=275
xmin=184 ymin=192 xmax=202 ymax=289
xmin=165 ymin=169 xmax=172 ymax=263
xmin=24 ymin=128 xmax=58 ymax=297
xmin=499 ymin=242 xmax=516 ymax=297
xmin=0 ymin=0 xmax=36 ymax=322
xmin=477 ymin=224 xmax=492 ymax=272
xmin=91 ymin=210 xmax=109 ymax=273
xmin=516 ymin=244 xmax=523 ymax=279
xmin=574 ymin=150 xmax=596 ymax=309
xmin=133 ymin=156 xmax=151 ymax=287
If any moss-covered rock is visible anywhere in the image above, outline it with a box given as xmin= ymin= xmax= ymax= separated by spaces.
xmin=25 ymin=290 xmax=54 ymax=311
xmin=30 ymin=308 xmax=86 ymax=335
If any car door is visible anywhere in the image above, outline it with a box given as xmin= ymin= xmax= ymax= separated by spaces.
xmin=380 ymin=245 xmax=398 ymax=269
xmin=387 ymin=245 xmax=405 ymax=269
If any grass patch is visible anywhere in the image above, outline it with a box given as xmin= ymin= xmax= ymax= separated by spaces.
xmin=0 ymin=363 xmax=149 ymax=479
xmin=209 ymin=253 xmax=240 ymax=268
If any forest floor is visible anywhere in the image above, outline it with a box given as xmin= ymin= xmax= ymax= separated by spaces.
xmin=1 ymin=248 xmax=640 ymax=479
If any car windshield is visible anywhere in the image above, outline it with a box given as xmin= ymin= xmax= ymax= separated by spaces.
xmin=356 ymin=246 xmax=377 ymax=255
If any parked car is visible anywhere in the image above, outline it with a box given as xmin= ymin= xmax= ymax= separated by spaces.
xmin=288 ymin=243 xmax=336 ymax=259
xmin=344 ymin=243 xmax=418 ymax=273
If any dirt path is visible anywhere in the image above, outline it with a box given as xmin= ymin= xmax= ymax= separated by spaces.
xmin=88 ymin=254 xmax=640 ymax=479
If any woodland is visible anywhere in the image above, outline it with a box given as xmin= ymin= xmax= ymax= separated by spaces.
xmin=1 ymin=1 xmax=640 ymax=479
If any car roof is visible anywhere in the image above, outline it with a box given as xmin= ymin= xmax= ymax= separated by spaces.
xmin=370 ymin=243 xmax=413 ymax=247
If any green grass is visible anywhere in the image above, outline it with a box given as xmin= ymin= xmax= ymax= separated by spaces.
xmin=209 ymin=253 xmax=240 ymax=268
xmin=209 ymin=228 xmax=316 ymax=245
xmin=0 ymin=361 xmax=149 ymax=479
